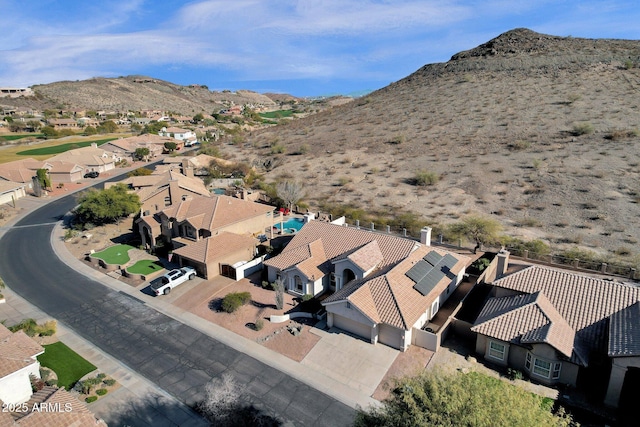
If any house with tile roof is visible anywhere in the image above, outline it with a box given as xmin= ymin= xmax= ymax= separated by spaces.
xmin=265 ymin=222 xmax=469 ymax=350
xmin=100 ymin=134 xmax=179 ymax=160
xmin=141 ymin=194 xmax=274 ymax=278
xmin=111 ymin=169 xmax=211 ymax=219
xmin=48 ymin=143 xmax=116 ymax=174
xmin=0 ymin=386 xmax=106 ymax=426
xmin=471 ymin=256 xmax=640 ymax=408
xmin=0 ymin=324 xmax=43 ymax=405
xmin=0 ymin=159 xmax=83 ymax=186
xmin=158 ymin=126 xmax=197 ymax=146
xmin=0 ymin=180 xmax=27 ymax=206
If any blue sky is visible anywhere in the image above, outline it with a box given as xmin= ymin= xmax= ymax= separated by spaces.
xmin=1 ymin=1 xmax=639 ymax=97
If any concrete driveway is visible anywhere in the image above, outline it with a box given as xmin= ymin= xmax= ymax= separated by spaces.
xmin=303 ymin=326 xmax=399 ymax=396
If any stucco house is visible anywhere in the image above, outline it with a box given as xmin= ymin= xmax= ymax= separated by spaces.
xmin=111 ymin=170 xmax=211 ymax=217
xmin=0 ymin=158 xmax=83 ymax=185
xmin=471 ymin=258 xmax=640 ymax=408
xmin=48 ymin=143 xmax=116 ymax=174
xmin=159 ymin=126 xmax=197 ymax=146
xmin=264 ymin=222 xmax=469 ymax=351
xmin=138 ymin=194 xmax=274 ymax=278
xmin=0 ymin=324 xmax=44 ymax=405
xmin=0 ymin=180 xmax=27 ymax=205
xmin=101 ymin=134 xmax=178 ymax=160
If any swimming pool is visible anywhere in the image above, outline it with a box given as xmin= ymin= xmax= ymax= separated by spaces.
xmin=275 ymin=217 xmax=305 ymax=233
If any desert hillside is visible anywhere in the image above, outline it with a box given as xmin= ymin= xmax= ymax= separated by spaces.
xmin=3 ymin=76 xmax=279 ymax=113
xmin=227 ymin=29 xmax=640 ymax=257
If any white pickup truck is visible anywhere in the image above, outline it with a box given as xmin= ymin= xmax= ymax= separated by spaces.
xmin=151 ymin=267 xmax=196 ymax=295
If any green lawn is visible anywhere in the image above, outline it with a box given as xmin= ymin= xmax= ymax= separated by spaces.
xmin=126 ymin=259 xmax=165 ymax=275
xmin=259 ymin=110 xmax=294 ymax=119
xmin=92 ymin=244 xmax=135 ymax=265
xmin=0 ymin=133 xmax=43 ymax=141
xmin=38 ymin=342 xmax=97 ymax=389
xmin=16 ymin=137 xmax=116 ymax=156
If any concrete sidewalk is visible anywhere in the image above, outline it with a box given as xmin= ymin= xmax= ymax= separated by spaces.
xmin=0 ymin=286 xmax=208 ymax=427
xmin=49 ymin=222 xmax=382 ymax=412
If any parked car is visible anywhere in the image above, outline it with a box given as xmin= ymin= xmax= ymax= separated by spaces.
xmin=151 ymin=267 xmax=196 ymax=295
xmin=84 ymin=171 xmax=99 ymax=178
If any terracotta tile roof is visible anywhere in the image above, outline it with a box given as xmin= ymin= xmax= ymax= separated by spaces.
xmin=344 ymin=240 xmax=384 ymax=272
xmin=12 ymin=386 xmax=105 ymax=426
xmin=0 ymin=159 xmax=42 ymax=183
xmin=608 ymin=302 xmax=640 ymax=357
xmin=0 ymin=325 xmax=44 ymax=379
xmin=480 ymin=265 xmax=640 ymax=363
xmin=265 ymin=221 xmax=417 ymax=279
xmin=472 ymin=292 xmax=575 ymax=358
xmin=162 ymin=194 xmax=272 ymax=232
xmin=46 ymin=161 xmax=82 ymax=174
xmin=287 ymin=239 xmax=329 ymax=280
xmin=0 ymin=180 xmax=26 ymax=193
xmin=324 ymin=246 xmax=469 ymax=330
xmin=173 ymin=232 xmax=257 ymax=263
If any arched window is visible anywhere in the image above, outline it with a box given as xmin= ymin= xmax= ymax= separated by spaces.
xmin=343 ymin=268 xmax=356 ymax=286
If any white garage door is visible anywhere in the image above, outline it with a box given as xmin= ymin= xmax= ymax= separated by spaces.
xmin=378 ymin=324 xmax=402 ymax=349
xmin=333 ymin=314 xmax=372 ymax=342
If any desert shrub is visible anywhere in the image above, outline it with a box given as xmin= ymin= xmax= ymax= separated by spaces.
xmin=270 ymin=143 xmax=286 ymax=154
xmin=471 ymin=257 xmax=491 ymax=272
xmin=45 ymin=379 xmax=58 ymax=386
xmin=36 ymin=320 xmax=57 ymax=336
xmin=502 ymin=237 xmax=551 ymax=257
xmin=507 ymin=368 xmax=524 ymax=381
xmin=96 ymin=373 xmax=106 ymax=380
xmin=412 ymin=170 xmax=439 ymax=186
xmin=261 ymin=281 xmax=273 ymax=290
xmin=85 ymin=396 xmax=98 ymax=403
xmin=96 ymin=388 xmax=108 ymax=396
xmin=508 ymin=140 xmax=531 ymax=151
xmin=254 ymin=318 xmax=264 ymax=331
xmin=9 ymin=318 xmax=38 ymax=336
xmin=221 ymin=292 xmax=252 ymax=313
xmin=388 ymin=134 xmax=405 ymax=145
xmin=103 ymin=378 xmax=116 ymax=387
xmin=301 ymin=294 xmax=314 ymax=302
xmin=572 ymin=122 xmax=594 ymax=136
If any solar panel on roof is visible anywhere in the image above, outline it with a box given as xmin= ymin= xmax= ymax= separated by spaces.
xmin=414 ymin=269 xmax=447 ymax=296
xmin=406 ymin=260 xmax=431 ymax=283
xmin=423 ymin=251 xmax=443 ymax=266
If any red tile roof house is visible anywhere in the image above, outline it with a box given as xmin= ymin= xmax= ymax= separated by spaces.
xmin=264 ymin=222 xmax=469 ymax=351
xmin=0 ymin=324 xmax=105 ymax=426
xmin=140 ymin=194 xmax=275 ymax=279
xmin=0 ymin=324 xmax=43 ymax=405
xmin=471 ymin=255 xmax=640 ymax=408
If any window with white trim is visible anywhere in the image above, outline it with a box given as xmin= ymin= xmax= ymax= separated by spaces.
xmin=525 ymin=352 xmax=562 ymax=379
xmin=488 ymin=341 xmax=506 ymax=361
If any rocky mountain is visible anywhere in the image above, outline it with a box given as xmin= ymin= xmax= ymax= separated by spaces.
xmin=3 ymin=75 xmax=277 ymax=113
xmin=230 ymin=29 xmax=640 ymax=257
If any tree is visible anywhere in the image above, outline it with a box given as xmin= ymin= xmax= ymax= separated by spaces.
xmin=276 ymin=180 xmax=305 ymax=210
xmin=142 ymin=121 xmax=166 ymax=134
xmin=448 ymin=215 xmax=502 ymax=253
xmin=192 ymin=113 xmax=204 ymax=123
xmin=74 ymin=184 xmax=141 ymax=226
xmin=97 ymin=120 xmax=117 ymax=134
xmin=164 ymin=141 xmax=177 ymax=152
xmin=355 ymin=370 xmax=574 ymax=427
xmin=127 ymin=167 xmax=152 ymax=177
xmin=134 ymin=147 xmax=150 ymax=161
xmin=83 ymin=126 xmax=97 ymax=135
xmin=41 ymin=126 xmax=58 ymax=138
xmin=36 ymin=169 xmax=51 ymax=190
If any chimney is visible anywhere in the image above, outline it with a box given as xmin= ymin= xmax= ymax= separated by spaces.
xmin=420 ymin=227 xmax=432 ymax=246
xmin=184 ymin=167 xmax=194 ymax=178
xmin=496 ymin=250 xmax=510 ymax=279
xmin=91 ymin=142 xmax=97 ymax=148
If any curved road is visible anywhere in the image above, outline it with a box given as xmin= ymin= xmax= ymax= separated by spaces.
xmin=0 ymin=179 xmax=355 ymax=426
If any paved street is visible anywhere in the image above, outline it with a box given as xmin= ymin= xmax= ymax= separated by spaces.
xmin=0 ymin=176 xmax=357 ymax=426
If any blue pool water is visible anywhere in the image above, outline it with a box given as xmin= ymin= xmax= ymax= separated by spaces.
xmin=275 ymin=218 xmax=305 ymax=233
